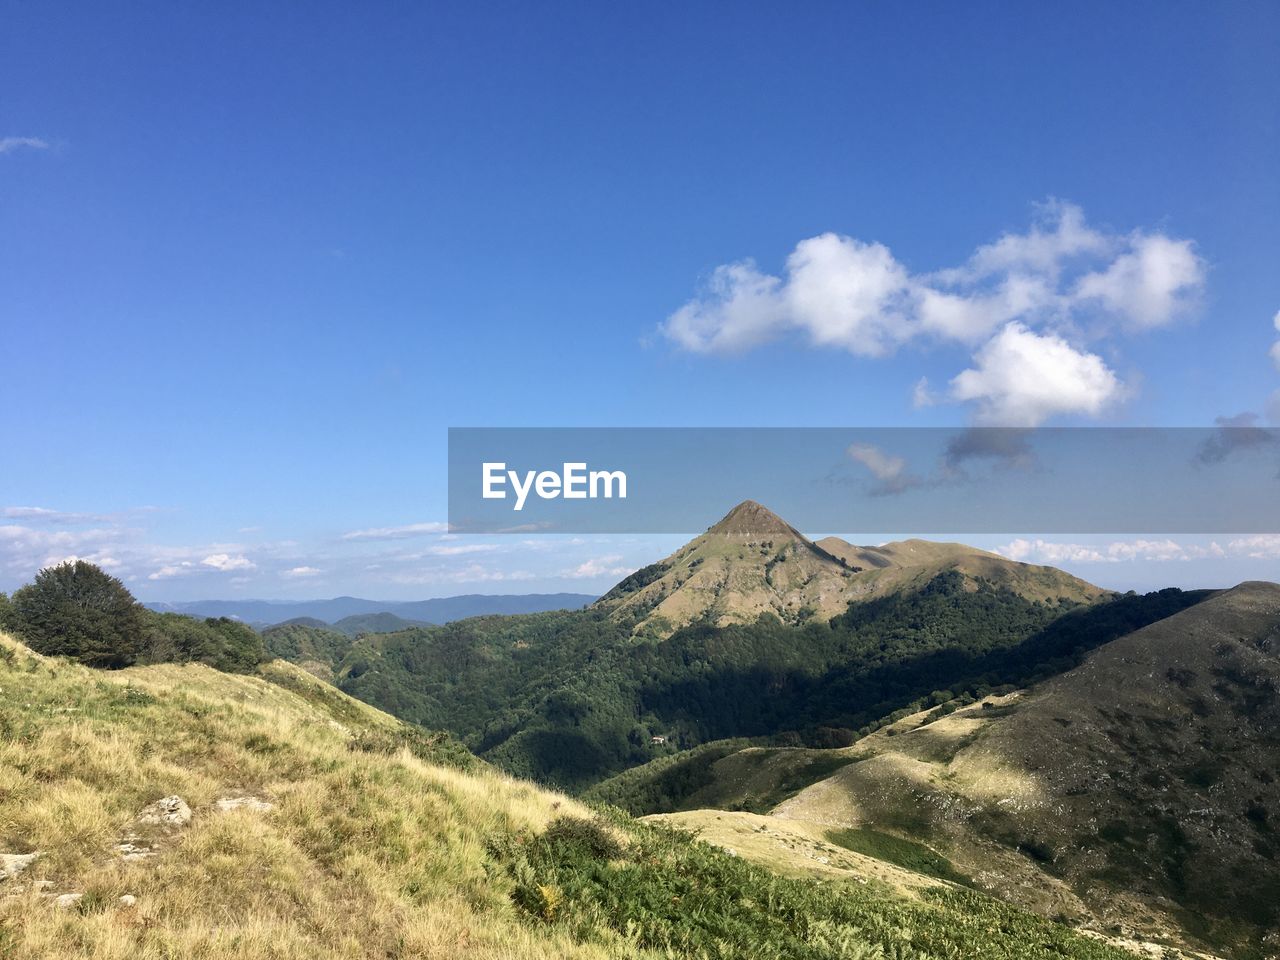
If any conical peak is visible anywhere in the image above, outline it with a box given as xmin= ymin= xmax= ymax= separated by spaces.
xmin=707 ymin=500 xmax=802 ymax=537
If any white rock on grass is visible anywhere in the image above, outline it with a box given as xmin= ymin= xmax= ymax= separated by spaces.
xmin=115 ymin=842 xmax=155 ymax=862
xmin=54 ymin=893 xmax=82 ymax=909
xmin=214 ymin=796 xmax=274 ymax=813
xmin=119 ymin=894 xmax=137 ymax=907
xmin=136 ymin=795 xmax=192 ymax=827
xmin=0 ymin=852 xmax=41 ymax=881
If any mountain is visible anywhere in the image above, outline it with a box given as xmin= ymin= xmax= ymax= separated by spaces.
xmin=596 ymin=500 xmax=1107 ymax=636
xmin=814 ymin=537 xmax=1112 ymax=606
xmin=331 ymin=502 xmax=1192 ymax=792
xmin=0 ymin=627 xmax=1139 ymax=960
xmin=260 ymin=619 xmax=354 ymax=681
xmin=330 ymin=612 xmax=432 ymax=636
xmin=260 ymin=613 xmax=432 ymax=682
xmin=144 ymin=592 xmax=597 ymax=626
xmin=640 ymin=582 xmax=1280 ymax=959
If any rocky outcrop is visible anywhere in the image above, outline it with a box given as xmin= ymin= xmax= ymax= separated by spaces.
xmin=135 ymin=795 xmax=192 ymax=827
xmin=0 ymin=851 xmax=41 ymax=881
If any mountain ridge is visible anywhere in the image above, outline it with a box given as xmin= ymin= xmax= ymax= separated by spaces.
xmin=145 ymin=592 xmax=597 ymax=627
xmin=595 ymin=500 xmax=1108 ymax=636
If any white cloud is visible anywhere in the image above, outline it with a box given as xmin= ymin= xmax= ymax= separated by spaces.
xmin=847 ymin=444 xmax=907 ymax=482
xmin=0 ymin=136 xmax=49 ymax=155
xmin=662 ymin=202 xmax=1204 ymax=424
xmin=387 ymin=563 xmax=537 ymax=585
xmin=664 ymin=203 xmax=1204 ymax=355
xmin=281 ymin=566 xmax=322 ymax=578
xmin=564 ymin=555 xmax=632 ymax=578
xmin=949 ymin=322 xmax=1122 ymax=426
xmin=955 ymin=200 xmax=1110 ymax=279
xmin=340 ymin=521 xmax=449 ymax=541
xmin=201 ymin=553 xmax=255 ymax=572
xmin=784 ymin=234 xmax=913 ymax=356
xmin=2 ymin=506 xmax=116 ymax=523
xmin=662 ymin=261 xmax=785 ymax=353
xmin=1226 ymin=535 xmax=1280 ymax=560
xmin=998 ymin=537 xmax=1226 ymax=564
xmin=911 ymin=377 xmax=935 ymax=408
xmin=0 ymin=524 xmax=125 ymax=574
xmin=1074 ymin=233 xmax=1204 ymax=328
xmin=421 ymin=543 xmax=498 ymax=556
xmin=149 ymin=562 xmax=197 ymax=580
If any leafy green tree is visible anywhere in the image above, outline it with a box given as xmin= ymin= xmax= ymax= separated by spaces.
xmin=141 ymin=612 xmax=266 ymax=673
xmin=0 ymin=591 xmax=12 ymax=632
xmin=9 ymin=561 xmax=145 ymax=668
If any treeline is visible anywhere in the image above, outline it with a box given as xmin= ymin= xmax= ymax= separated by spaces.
xmin=0 ymin=560 xmax=265 ymax=672
xmin=334 ymin=572 xmax=1207 ymax=791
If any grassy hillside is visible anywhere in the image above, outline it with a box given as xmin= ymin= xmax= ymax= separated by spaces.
xmin=0 ymin=630 xmax=1140 ymax=960
xmin=755 ymin=582 xmax=1280 ymax=959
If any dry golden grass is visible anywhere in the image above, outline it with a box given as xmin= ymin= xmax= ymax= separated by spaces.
xmin=0 ymin=633 xmax=637 ymax=959
xmin=644 ymin=809 xmax=945 ymax=897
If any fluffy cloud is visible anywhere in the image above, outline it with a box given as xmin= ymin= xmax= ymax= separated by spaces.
xmin=1074 ymin=234 xmax=1203 ymax=328
xmin=281 ymin=566 xmax=322 ymax=578
xmin=998 ymin=537 xmax=1225 ymax=564
xmin=663 ymin=202 xmax=1204 ymax=425
xmin=846 ymin=443 xmax=919 ymax=494
xmin=785 ymin=235 xmax=913 ymax=356
xmin=664 ymin=203 xmax=1203 ymax=357
xmin=997 ymin=536 xmax=1280 ymax=564
xmin=564 ymin=555 xmax=632 ymax=578
xmin=949 ymin=323 xmax=1122 ymax=426
xmin=149 ymin=562 xmax=197 ymax=580
xmin=201 ymin=553 xmax=255 ymax=572
xmin=0 ymin=524 xmax=124 ymax=574
xmin=0 ymin=136 xmax=49 ymax=155
xmin=662 ymin=262 xmax=784 ymax=353
xmin=1227 ymin=535 xmax=1280 ymax=560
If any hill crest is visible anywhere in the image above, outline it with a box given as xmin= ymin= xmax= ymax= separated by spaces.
xmin=596 ymin=501 xmax=1108 ymax=635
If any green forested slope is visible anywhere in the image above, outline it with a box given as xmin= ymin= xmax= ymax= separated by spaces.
xmin=336 ymin=574 xmax=1206 ymax=790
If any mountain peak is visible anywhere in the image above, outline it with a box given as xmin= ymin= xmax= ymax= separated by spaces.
xmin=707 ymin=500 xmax=802 ymax=537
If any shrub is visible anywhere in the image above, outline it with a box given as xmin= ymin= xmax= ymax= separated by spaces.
xmin=539 ymin=815 xmax=624 ymax=861
xmin=9 ymin=561 xmax=145 ymax=668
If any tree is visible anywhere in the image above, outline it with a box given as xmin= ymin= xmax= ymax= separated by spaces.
xmin=141 ymin=612 xmax=266 ymax=673
xmin=9 ymin=561 xmax=145 ymax=668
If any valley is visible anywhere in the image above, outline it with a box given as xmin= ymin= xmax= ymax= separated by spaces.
xmin=2 ymin=501 xmax=1275 ymax=958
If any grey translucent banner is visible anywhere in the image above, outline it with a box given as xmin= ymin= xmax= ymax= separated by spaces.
xmin=447 ymin=427 xmax=1280 ymax=534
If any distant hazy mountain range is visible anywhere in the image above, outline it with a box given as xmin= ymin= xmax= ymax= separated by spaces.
xmin=144 ymin=593 xmax=597 ymax=628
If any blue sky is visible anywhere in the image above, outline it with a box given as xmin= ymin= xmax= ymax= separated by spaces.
xmin=2 ymin=1 xmax=1279 ymax=600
